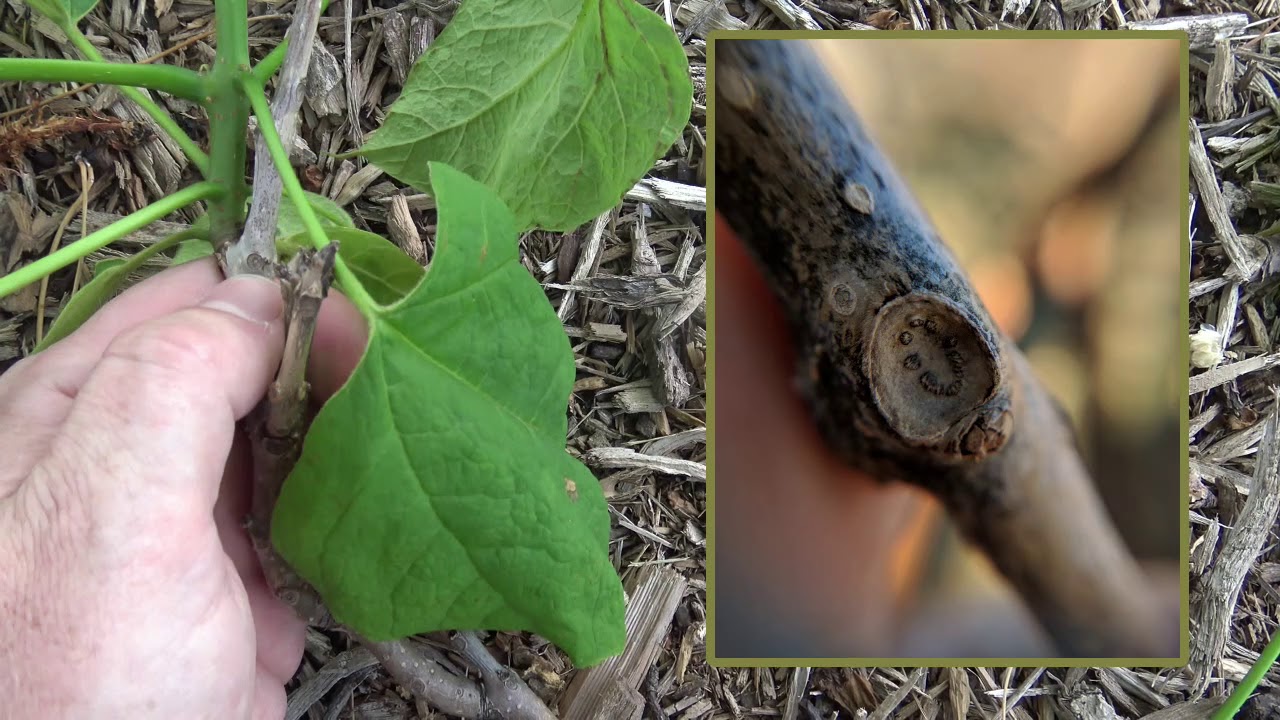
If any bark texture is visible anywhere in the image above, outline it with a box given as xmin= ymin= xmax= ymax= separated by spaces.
xmin=714 ymin=39 xmax=1174 ymax=658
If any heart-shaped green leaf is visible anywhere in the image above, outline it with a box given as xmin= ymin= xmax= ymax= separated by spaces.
xmin=356 ymin=0 xmax=692 ymax=231
xmin=272 ymin=162 xmax=624 ymax=666
xmin=24 ymin=0 xmax=99 ymax=27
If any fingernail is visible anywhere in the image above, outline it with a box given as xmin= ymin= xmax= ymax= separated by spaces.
xmin=201 ymin=275 xmax=284 ymax=324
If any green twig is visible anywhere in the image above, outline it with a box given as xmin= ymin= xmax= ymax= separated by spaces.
xmin=64 ymin=28 xmax=210 ymax=176
xmin=239 ymin=73 xmax=378 ymax=314
xmin=1213 ymin=628 xmax=1280 ymax=720
xmin=0 ymin=58 xmax=207 ymax=101
xmin=0 ymin=182 xmax=222 ymax=299
xmin=252 ymin=41 xmax=288 ymax=85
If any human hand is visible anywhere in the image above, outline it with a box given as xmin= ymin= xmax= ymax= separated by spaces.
xmin=0 ymin=258 xmax=366 ymax=719
xmin=712 ymin=214 xmax=944 ymax=658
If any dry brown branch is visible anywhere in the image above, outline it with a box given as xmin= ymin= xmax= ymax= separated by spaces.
xmin=284 ymin=646 xmax=379 ymax=720
xmin=633 ymin=210 xmax=691 ymax=406
xmin=1190 ymin=120 xmax=1263 ymax=282
xmin=557 ymin=211 xmax=611 ymax=322
xmin=245 ymin=244 xmax=337 ymax=627
xmin=585 ymin=446 xmax=706 ymax=479
xmin=452 ymin=632 xmax=558 ymax=720
xmin=227 ymin=0 xmax=325 ymax=274
xmin=759 ymin=0 xmax=822 ymax=29
xmin=715 ymin=39 xmax=1173 ymax=658
xmin=216 ymin=0 xmax=336 ymax=633
xmin=361 ymin=636 xmax=487 ymax=718
xmin=782 ymin=667 xmax=812 ymax=720
xmin=357 ymin=631 xmax=562 ymax=720
xmin=1127 ymin=13 xmax=1248 ymax=49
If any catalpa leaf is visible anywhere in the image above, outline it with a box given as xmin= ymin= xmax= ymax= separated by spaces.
xmin=24 ymin=0 xmax=99 ymax=27
xmin=272 ymin=162 xmax=624 ymax=666
xmin=357 ymin=0 xmax=692 ymax=231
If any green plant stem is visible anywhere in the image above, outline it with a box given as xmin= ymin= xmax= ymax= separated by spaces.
xmin=206 ymin=0 xmax=252 ymax=251
xmin=240 ymin=73 xmax=378 ymax=314
xmin=1213 ymin=628 xmax=1280 ymax=720
xmin=252 ymin=40 xmax=288 ymax=85
xmin=64 ymin=28 xmax=210 ymax=176
xmin=0 ymin=182 xmax=222 ymax=299
xmin=0 ymin=58 xmax=207 ymax=101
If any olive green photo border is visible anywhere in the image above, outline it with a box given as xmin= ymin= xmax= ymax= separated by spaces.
xmin=704 ymin=29 xmax=1192 ymax=668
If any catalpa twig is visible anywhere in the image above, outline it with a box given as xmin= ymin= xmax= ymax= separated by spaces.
xmin=226 ymin=0 xmax=324 ymax=275
xmin=233 ymin=0 xmax=332 ymax=629
xmin=714 ymin=39 xmax=1176 ymax=658
xmin=245 ymin=244 xmax=335 ymax=628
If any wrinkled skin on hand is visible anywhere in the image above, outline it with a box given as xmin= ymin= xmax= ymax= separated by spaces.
xmin=0 ymin=259 xmax=366 ymax=719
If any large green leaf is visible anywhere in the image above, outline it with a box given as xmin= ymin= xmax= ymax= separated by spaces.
xmin=356 ymin=0 xmax=692 ymax=231
xmin=272 ymin=163 xmax=624 ymax=666
xmin=24 ymin=0 xmax=98 ymax=27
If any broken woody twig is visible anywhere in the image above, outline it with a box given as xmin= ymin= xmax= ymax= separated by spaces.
xmin=714 ymin=39 xmax=1176 ymax=658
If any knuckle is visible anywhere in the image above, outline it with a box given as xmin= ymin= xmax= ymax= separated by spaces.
xmin=104 ymin=315 xmax=224 ymax=382
xmin=19 ymin=456 xmax=96 ymax=554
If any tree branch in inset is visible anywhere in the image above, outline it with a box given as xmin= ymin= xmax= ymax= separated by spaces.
xmin=714 ymin=39 xmax=1175 ymax=659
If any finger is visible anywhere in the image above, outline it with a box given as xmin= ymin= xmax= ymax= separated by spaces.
xmin=1 ymin=258 xmax=224 ymax=397
xmin=251 ymin=666 xmax=288 ymax=720
xmin=308 ymin=289 xmax=368 ymax=402
xmin=46 ymin=274 xmax=284 ymax=522
xmin=214 ymin=433 xmax=306 ymax=685
xmin=714 ymin=213 xmax=929 ymax=651
xmin=48 ymin=258 xmax=227 ymax=364
xmin=0 ymin=260 xmax=225 ymax=497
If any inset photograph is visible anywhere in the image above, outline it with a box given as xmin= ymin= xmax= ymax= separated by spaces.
xmin=711 ymin=36 xmax=1185 ymax=662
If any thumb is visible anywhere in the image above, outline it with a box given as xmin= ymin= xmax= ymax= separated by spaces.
xmin=47 ymin=275 xmax=284 ymax=520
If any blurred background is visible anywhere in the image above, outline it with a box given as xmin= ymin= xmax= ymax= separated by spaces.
xmin=814 ymin=37 xmax=1183 ymax=640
